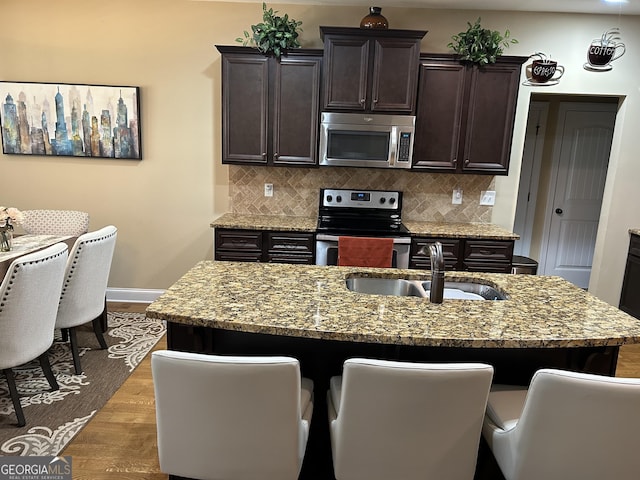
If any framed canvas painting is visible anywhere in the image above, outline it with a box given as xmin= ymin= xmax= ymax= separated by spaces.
xmin=0 ymin=81 xmax=141 ymax=159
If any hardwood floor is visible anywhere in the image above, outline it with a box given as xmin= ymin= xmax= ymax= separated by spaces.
xmin=63 ymin=302 xmax=168 ymax=480
xmin=63 ymin=302 xmax=640 ymax=479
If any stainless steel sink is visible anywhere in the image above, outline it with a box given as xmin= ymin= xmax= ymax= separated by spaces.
xmin=421 ymin=281 xmax=508 ymax=301
xmin=345 ymin=277 xmax=508 ymax=300
xmin=345 ymin=277 xmax=425 ymax=297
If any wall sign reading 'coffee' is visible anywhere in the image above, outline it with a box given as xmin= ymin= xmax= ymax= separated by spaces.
xmin=584 ymin=28 xmax=625 ymax=72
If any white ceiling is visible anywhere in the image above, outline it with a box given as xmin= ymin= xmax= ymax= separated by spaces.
xmin=196 ymin=0 xmax=640 ymax=16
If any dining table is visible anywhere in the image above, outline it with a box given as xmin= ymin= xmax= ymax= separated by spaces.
xmin=0 ymin=234 xmax=77 ymax=278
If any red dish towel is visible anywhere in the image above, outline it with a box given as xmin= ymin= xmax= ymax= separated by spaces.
xmin=338 ymin=236 xmax=394 ymax=268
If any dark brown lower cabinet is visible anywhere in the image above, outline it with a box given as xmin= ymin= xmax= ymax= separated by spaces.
xmin=410 ymin=237 xmax=514 ymax=273
xmin=214 ymin=228 xmax=315 ymax=265
xmin=410 ymin=237 xmax=461 ymax=270
xmin=619 ymin=233 xmax=640 ymax=319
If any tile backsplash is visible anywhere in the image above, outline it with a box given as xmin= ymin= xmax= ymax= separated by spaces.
xmin=229 ymin=166 xmax=494 ymax=223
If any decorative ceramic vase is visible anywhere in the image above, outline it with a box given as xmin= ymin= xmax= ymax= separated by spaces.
xmin=0 ymin=229 xmax=13 ymax=252
xmin=360 ymin=7 xmax=388 ymax=29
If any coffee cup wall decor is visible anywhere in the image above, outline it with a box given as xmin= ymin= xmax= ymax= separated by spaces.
xmin=531 ymin=59 xmax=564 ymax=82
xmin=584 ymin=28 xmax=625 ymax=71
xmin=524 ymin=52 xmax=564 ymax=86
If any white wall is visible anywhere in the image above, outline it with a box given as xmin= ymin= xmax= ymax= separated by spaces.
xmin=491 ymin=13 xmax=640 ymax=304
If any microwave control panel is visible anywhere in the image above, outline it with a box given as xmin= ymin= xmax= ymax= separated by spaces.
xmin=397 ymin=132 xmax=412 ymax=163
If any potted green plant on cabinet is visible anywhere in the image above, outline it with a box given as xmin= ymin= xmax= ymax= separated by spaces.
xmin=448 ymin=18 xmax=517 ymax=64
xmin=236 ymin=2 xmax=303 ymax=58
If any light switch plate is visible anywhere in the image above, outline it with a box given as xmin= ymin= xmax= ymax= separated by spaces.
xmin=480 ymin=190 xmax=496 ymax=206
xmin=264 ymin=183 xmax=273 ymax=197
xmin=452 ymin=188 xmax=463 ymax=205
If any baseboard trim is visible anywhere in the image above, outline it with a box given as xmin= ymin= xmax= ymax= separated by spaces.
xmin=106 ymin=288 xmax=165 ymax=303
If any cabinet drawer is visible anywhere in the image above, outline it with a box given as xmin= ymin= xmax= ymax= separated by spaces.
xmin=265 ymin=232 xmax=315 ymax=255
xmin=266 ymin=254 xmax=315 ymax=265
xmin=215 ymin=229 xmax=262 ymax=252
xmin=463 ymin=261 xmax=512 ymax=274
xmin=410 ymin=237 xmax=460 ymax=270
xmin=216 ymin=251 xmax=262 ymax=262
xmin=463 ymin=240 xmax=514 ymax=262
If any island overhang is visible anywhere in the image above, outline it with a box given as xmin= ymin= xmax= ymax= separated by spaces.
xmin=146 ymin=261 xmax=640 ymax=349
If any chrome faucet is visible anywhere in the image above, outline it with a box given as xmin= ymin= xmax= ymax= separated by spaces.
xmin=419 ymin=242 xmax=445 ymax=303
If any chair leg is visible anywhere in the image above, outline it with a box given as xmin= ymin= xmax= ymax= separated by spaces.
xmin=92 ymin=316 xmax=108 ymax=350
xmin=38 ymin=352 xmax=59 ymax=391
xmin=68 ymin=327 xmax=83 ymax=375
xmin=3 ymin=368 xmax=26 ymax=427
xmin=61 ymin=328 xmax=69 ymax=342
xmin=96 ymin=297 xmax=108 ymax=333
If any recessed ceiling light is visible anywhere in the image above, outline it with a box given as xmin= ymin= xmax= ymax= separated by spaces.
xmin=604 ymin=0 xmax=628 ymax=4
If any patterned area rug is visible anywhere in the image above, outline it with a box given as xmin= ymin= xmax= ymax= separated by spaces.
xmin=0 ymin=312 xmax=165 ymax=456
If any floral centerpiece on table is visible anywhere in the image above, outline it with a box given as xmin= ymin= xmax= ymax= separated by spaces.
xmin=0 ymin=206 xmax=23 ymax=251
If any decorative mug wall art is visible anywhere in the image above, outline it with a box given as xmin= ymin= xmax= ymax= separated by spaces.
xmin=0 ymin=81 xmax=141 ymax=159
xmin=523 ymin=52 xmax=565 ymax=87
xmin=584 ymin=28 xmax=625 ymax=72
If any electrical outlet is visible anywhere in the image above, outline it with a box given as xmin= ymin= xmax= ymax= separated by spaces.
xmin=452 ymin=188 xmax=463 ymax=205
xmin=480 ymin=190 xmax=496 ymax=206
xmin=264 ymin=183 xmax=273 ymax=197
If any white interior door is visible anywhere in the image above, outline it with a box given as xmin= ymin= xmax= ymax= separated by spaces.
xmin=513 ymin=102 xmax=548 ymax=257
xmin=540 ymin=102 xmax=617 ymax=288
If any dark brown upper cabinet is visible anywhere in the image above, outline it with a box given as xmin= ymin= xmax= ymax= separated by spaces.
xmin=218 ymin=46 xmax=322 ymax=166
xmin=319 ymin=27 xmax=426 ymax=114
xmin=412 ymin=54 xmax=526 ymax=175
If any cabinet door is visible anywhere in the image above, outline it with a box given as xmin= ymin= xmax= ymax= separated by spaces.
xmin=370 ymin=37 xmax=420 ymax=113
xmin=221 ymin=54 xmax=269 ymax=164
xmin=619 ymin=235 xmax=640 ymax=319
xmin=322 ymin=36 xmax=369 ymax=111
xmin=413 ymin=58 xmax=466 ymax=171
xmin=461 ymin=62 xmax=522 ymax=174
xmin=272 ymin=56 xmax=322 ymax=166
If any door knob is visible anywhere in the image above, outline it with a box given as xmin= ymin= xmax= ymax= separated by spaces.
xmin=555 ymin=208 xmax=563 ymax=215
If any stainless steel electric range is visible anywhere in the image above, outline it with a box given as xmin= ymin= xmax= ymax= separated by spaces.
xmin=315 ymin=188 xmax=411 ymax=268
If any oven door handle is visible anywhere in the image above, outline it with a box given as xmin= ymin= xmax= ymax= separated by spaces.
xmin=316 ymin=233 xmax=411 ymax=244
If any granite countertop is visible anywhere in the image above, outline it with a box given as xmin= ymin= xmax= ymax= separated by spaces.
xmin=211 ymin=213 xmax=317 ymax=232
xmin=146 ymin=261 xmax=640 ymax=349
xmin=211 ymin=213 xmax=519 ymax=240
xmin=403 ymin=221 xmax=519 ymax=240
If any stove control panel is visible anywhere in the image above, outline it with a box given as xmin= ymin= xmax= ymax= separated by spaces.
xmin=320 ymin=189 xmax=402 ymax=210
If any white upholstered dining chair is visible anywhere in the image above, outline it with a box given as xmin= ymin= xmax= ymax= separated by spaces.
xmin=56 ymin=225 xmax=117 ymax=374
xmin=327 ymin=358 xmax=494 ymax=480
xmin=151 ymin=350 xmax=314 ymax=480
xmin=482 ymin=368 xmax=640 ymax=480
xmin=21 ymin=209 xmax=89 ymax=236
xmin=0 ymin=243 xmax=68 ymax=427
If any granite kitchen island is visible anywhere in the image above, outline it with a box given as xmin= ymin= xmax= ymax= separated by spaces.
xmin=146 ymin=261 xmax=640 ymax=479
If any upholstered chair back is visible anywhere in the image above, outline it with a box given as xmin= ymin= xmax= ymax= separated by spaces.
xmin=152 ymin=350 xmax=314 ymax=480
xmin=21 ymin=209 xmax=89 ymax=236
xmin=328 ymin=358 xmax=494 ymax=480
xmin=483 ymin=368 xmax=640 ymax=480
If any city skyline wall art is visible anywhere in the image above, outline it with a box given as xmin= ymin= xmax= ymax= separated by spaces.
xmin=0 ymin=81 xmax=141 ymax=159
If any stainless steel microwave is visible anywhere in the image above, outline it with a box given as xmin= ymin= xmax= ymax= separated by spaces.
xmin=319 ymin=112 xmax=415 ymax=169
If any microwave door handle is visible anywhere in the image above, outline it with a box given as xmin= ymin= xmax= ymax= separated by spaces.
xmin=389 ymin=126 xmax=399 ymax=167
